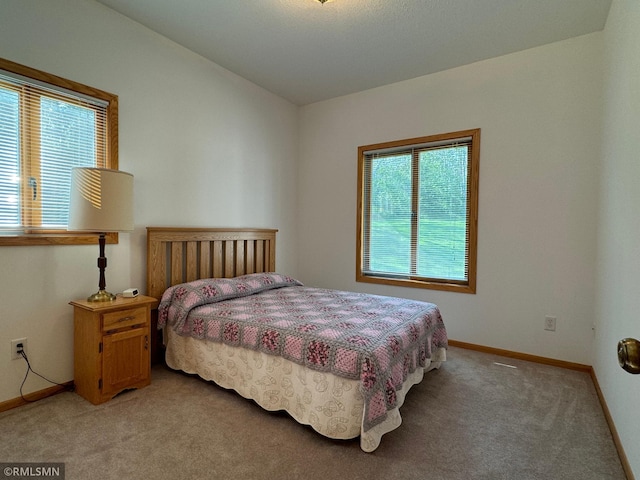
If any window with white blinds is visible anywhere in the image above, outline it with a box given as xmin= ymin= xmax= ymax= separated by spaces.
xmin=0 ymin=58 xmax=118 ymax=245
xmin=357 ymin=129 xmax=480 ymax=293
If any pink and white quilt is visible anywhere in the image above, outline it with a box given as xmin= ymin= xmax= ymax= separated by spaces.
xmin=158 ymin=273 xmax=448 ymax=434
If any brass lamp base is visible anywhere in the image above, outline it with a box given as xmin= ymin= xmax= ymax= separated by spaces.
xmin=86 ymin=233 xmax=116 ymax=302
xmin=87 ymin=290 xmax=117 ymax=302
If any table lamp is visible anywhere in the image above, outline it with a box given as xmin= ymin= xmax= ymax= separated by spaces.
xmin=68 ymin=167 xmax=134 ymax=302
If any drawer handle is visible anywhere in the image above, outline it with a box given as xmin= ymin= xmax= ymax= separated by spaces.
xmin=117 ymin=316 xmax=136 ymax=323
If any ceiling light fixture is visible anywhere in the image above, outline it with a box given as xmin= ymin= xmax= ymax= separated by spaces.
xmin=316 ymin=0 xmax=332 ymax=4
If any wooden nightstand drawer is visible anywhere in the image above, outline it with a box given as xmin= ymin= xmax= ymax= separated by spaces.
xmin=102 ymin=306 xmax=147 ymax=332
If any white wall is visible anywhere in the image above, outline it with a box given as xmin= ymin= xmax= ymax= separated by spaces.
xmin=0 ymin=0 xmax=299 ymax=403
xmin=594 ymin=0 xmax=640 ymax=476
xmin=299 ymin=33 xmax=603 ymax=365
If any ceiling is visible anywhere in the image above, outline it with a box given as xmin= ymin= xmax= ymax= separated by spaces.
xmin=94 ymin=0 xmax=612 ymax=105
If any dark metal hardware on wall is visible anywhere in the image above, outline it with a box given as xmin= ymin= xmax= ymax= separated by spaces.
xmin=617 ymin=338 xmax=640 ymax=374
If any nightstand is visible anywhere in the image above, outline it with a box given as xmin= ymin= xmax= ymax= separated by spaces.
xmin=70 ymin=295 xmax=158 ymax=405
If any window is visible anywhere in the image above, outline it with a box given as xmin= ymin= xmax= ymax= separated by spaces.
xmin=0 ymin=57 xmax=118 ymax=246
xmin=357 ymin=129 xmax=480 ymax=293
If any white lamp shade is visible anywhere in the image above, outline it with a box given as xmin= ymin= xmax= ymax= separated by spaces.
xmin=68 ymin=167 xmax=134 ymax=232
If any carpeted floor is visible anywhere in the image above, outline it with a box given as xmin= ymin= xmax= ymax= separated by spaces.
xmin=0 ymin=346 xmax=626 ymax=480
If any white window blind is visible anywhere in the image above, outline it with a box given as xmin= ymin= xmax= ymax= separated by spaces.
xmin=0 ymin=86 xmax=20 ymax=228
xmin=0 ymin=67 xmax=110 ymax=234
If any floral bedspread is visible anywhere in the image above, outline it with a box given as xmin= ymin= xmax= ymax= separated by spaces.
xmin=158 ymin=273 xmax=448 ymax=432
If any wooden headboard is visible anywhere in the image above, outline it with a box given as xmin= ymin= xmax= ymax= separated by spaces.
xmin=146 ymin=227 xmax=277 ymax=300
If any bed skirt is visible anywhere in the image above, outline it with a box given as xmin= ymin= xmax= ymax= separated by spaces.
xmin=164 ymin=328 xmax=445 ymax=452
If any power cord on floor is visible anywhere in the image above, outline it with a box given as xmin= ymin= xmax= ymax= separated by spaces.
xmin=18 ymin=348 xmax=74 ymax=402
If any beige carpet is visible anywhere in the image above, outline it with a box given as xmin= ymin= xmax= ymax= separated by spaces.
xmin=0 ymin=346 xmax=626 ymax=480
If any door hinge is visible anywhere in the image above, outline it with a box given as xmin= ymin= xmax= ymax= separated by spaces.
xmin=99 ymin=342 xmax=102 ymax=353
xmin=98 ymin=379 xmax=102 ymax=390
xmin=144 ymin=335 xmax=149 ymax=350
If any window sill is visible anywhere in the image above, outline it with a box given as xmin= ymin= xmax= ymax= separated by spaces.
xmin=0 ymin=232 xmax=118 ymax=246
xmin=356 ymin=273 xmax=476 ymax=294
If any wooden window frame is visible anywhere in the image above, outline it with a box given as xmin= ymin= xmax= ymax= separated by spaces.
xmin=0 ymin=57 xmax=119 ymax=246
xmin=356 ymin=129 xmax=480 ymax=294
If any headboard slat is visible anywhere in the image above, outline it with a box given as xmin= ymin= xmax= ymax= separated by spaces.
xmin=199 ymin=241 xmax=211 ymax=279
xmin=213 ymin=241 xmax=224 ymax=278
xmin=224 ymin=240 xmax=234 ymax=277
xmin=171 ymin=242 xmax=184 ymax=286
xmin=235 ymin=241 xmax=245 ymax=276
xmin=185 ymin=241 xmax=198 ymax=282
xmin=246 ymin=241 xmax=255 ymax=274
xmin=256 ymin=240 xmax=264 ymax=273
xmin=147 ymin=237 xmax=166 ymax=299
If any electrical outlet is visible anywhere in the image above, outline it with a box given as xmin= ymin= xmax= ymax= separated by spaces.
xmin=544 ymin=316 xmax=556 ymax=332
xmin=11 ymin=338 xmax=27 ymax=360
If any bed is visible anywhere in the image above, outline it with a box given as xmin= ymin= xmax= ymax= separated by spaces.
xmin=147 ymin=227 xmax=447 ymax=452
